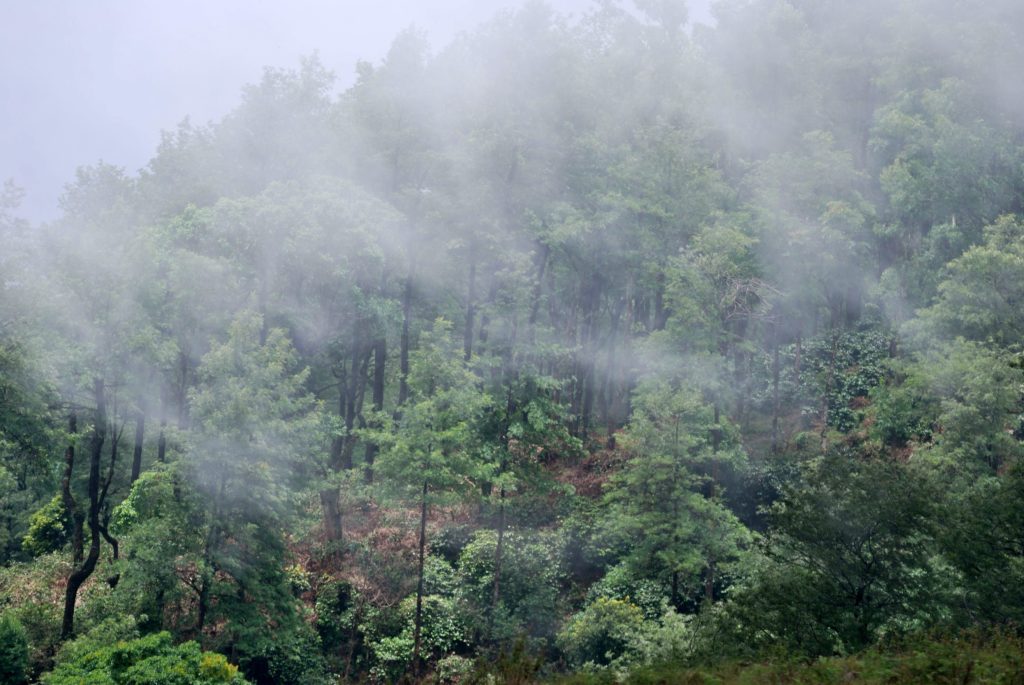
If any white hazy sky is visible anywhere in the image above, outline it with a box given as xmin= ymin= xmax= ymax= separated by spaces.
xmin=0 ymin=0 xmax=713 ymax=222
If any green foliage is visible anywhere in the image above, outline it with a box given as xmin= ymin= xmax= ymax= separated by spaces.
xmin=0 ymin=611 xmax=29 ymax=685
xmin=557 ymin=597 xmax=645 ymax=669
xmin=797 ymin=329 xmax=892 ymax=433
xmin=7 ymin=2 xmax=1024 ymax=683
xmin=556 ymin=630 xmax=1024 ymax=685
xmin=722 ymin=452 xmax=945 ymax=657
xmin=363 ymin=594 xmax=470 ymax=682
xmin=586 ymin=564 xmax=668 ymax=621
xmin=943 ymin=464 xmax=1024 ymax=625
xmin=456 ymin=529 xmax=566 ymax=641
xmin=0 ymin=335 xmax=59 ymax=564
xmin=372 ymin=318 xmax=492 ymax=503
xmin=22 ymin=494 xmax=70 ymax=557
xmin=912 ymin=214 xmax=1024 ymax=346
xmin=600 ymin=380 xmax=750 ymax=607
xmin=905 ymin=340 xmax=1023 ymax=474
xmin=43 ymin=631 xmax=249 ymax=685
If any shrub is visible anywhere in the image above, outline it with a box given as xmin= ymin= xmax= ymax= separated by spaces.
xmin=557 ymin=598 xmax=644 ymax=668
xmin=42 ymin=631 xmax=250 ymax=685
xmin=0 ymin=611 xmax=29 ymax=685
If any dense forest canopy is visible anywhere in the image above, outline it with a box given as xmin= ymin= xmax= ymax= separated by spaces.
xmin=3 ymin=1 xmax=1024 ymax=682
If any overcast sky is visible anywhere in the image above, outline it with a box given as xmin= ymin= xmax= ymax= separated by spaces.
xmin=1 ymin=0 xmax=713 ymax=222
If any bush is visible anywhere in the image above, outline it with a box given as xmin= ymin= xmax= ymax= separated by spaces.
xmin=42 ymin=631 xmax=250 ymax=685
xmin=0 ymin=611 xmax=29 ymax=685
xmin=457 ymin=529 xmax=565 ymax=641
xmin=21 ymin=494 xmax=70 ymax=557
xmin=557 ymin=598 xmax=644 ymax=668
xmin=587 ymin=564 xmax=668 ymax=620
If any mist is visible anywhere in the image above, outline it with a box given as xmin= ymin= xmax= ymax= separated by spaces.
xmin=2 ymin=1 xmax=1024 ymax=683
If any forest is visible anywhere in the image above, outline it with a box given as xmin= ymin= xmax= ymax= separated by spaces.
xmin=2 ymin=0 xmax=1024 ymax=683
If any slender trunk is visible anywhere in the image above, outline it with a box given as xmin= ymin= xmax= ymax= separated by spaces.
xmin=733 ymin=318 xmax=749 ymax=421
xmin=364 ymin=336 xmax=386 ymax=482
xmin=794 ymin=331 xmax=802 ymax=380
xmin=157 ymin=388 xmax=168 ymax=464
xmin=196 ymin=478 xmax=225 ymax=639
xmin=62 ymin=412 xmax=83 ymax=564
xmin=99 ymin=523 xmax=119 ymax=562
xmin=490 ymin=485 xmax=506 ymax=638
xmin=820 ymin=332 xmax=838 ymax=452
xmin=478 ymin=275 xmax=498 ymax=369
xmin=344 ymin=604 xmax=363 ymax=682
xmin=130 ymin=410 xmax=144 ymax=483
xmin=463 ymin=253 xmax=477 ymax=361
xmin=62 ymin=379 xmax=106 ymax=640
xmin=671 ymin=418 xmax=682 ymax=611
xmin=196 ymin=573 xmax=211 ymax=639
xmin=706 ymin=405 xmax=721 ymax=605
xmin=603 ymin=300 xmax=624 ymax=447
xmin=341 ymin=336 xmax=371 ymax=471
xmin=323 ymin=380 xmax=346 ymax=545
xmin=771 ymin=325 xmax=781 ymax=452
xmin=653 ymin=271 xmax=668 ymax=330
xmin=176 ymin=351 xmax=189 ymax=428
xmin=577 ymin=275 xmax=599 ymax=437
xmin=399 ymin=273 xmax=413 ymax=406
xmin=527 ymin=242 xmax=549 ymax=343
xmin=99 ymin=422 xmax=122 ymax=562
xmin=412 ymin=480 xmax=428 ymax=677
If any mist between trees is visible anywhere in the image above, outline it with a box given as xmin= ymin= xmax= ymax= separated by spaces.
xmin=3 ymin=1 xmax=1024 ymax=683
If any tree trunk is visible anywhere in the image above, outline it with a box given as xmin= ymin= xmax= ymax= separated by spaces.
xmin=61 ymin=412 xmax=83 ymax=565
xmin=340 ymin=335 xmax=371 ymax=472
xmin=771 ymin=325 xmax=781 ymax=452
xmin=820 ymin=332 xmax=838 ymax=452
xmin=527 ymin=242 xmax=549 ymax=344
xmin=176 ymin=351 xmax=190 ymax=428
xmin=577 ymin=275 xmax=599 ymax=438
xmin=61 ymin=378 xmax=106 ymax=640
xmin=320 ymin=488 xmax=343 ymax=546
xmin=157 ymin=391 xmax=167 ymax=464
xmin=412 ymin=480 xmax=428 ymax=677
xmin=196 ymin=478 xmax=225 ymax=639
xmin=130 ymin=409 xmax=144 ymax=483
xmin=794 ymin=331 xmax=802 ymax=380
xmin=364 ymin=336 xmax=386 ymax=482
xmin=463 ymin=252 xmax=477 ymax=361
xmin=99 ymin=421 xmax=122 ymax=562
xmin=399 ymin=273 xmax=413 ymax=406
xmin=706 ymin=405 xmax=721 ymax=605
xmin=653 ymin=271 xmax=668 ymax=330
xmin=490 ymin=485 xmax=506 ymax=639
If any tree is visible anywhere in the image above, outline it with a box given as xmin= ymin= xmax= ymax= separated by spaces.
xmin=184 ymin=311 xmax=328 ymax=683
xmin=602 ymin=380 xmax=750 ymax=610
xmin=728 ymin=450 xmax=943 ymax=655
xmin=370 ymin=319 xmax=490 ymax=676
xmin=912 ymin=215 xmax=1024 ymax=346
